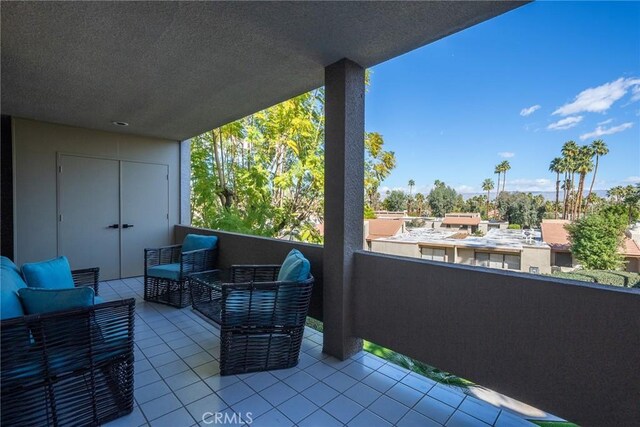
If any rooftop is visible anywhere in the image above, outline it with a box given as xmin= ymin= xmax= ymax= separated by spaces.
xmin=378 ymin=228 xmax=549 ymax=251
xmin=366 ymin=219 xmax=404 ymax=241
xmin=102 ymin=276 xmax=561 ymax=427
xmin=541 ymin=219 xmax=640 ymax=256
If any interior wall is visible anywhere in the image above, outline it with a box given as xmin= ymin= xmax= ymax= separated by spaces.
xmin=13 ymin=118 xmax=181 ymax=265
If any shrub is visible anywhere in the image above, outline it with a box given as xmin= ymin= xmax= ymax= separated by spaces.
xmin=507 ymin=224 xmax=521 ymax=229
xmin=551 ymin=270 xmax=640 ymax=288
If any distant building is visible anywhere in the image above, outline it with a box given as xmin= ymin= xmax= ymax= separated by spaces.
xmin=369 ymin=227 xmax=551 ymax=274
xmin=364 ymin=219 xmax=405 ymax=250
xmin=540 ymin=219 xmax=640 ymax=273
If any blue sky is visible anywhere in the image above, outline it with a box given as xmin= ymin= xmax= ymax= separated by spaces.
xmin=366 ymin=1 xmax=640 ymax=196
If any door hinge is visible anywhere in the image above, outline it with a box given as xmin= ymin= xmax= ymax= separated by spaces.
xmin=58 ymin=166 xmax=62 ymax=173
xmin=166 ymin=213 xmax=169 ymax=219
xmin=166 ymin=174 xmax=169 ymax=180
xmin=59 ymin=214 xmax=63 ymax=222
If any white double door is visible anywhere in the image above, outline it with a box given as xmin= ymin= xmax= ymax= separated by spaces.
xmin=58 ymin=154 xmax=170 ymax=280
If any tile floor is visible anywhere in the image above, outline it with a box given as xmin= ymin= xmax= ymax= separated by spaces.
xmin=101 ymin=277 xmax=555 ymax=427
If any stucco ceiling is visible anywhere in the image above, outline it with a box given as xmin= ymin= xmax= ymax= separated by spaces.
xmin=1 ymin=1 xmax=525 ymax=141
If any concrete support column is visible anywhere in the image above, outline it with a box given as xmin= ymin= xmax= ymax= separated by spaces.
xmin=180 ymin=139 xmax=191 ymax=226
xmin=323 ymin=58 xmax=365 ymax=359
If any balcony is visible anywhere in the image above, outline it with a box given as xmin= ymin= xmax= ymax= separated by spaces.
xmin=2 ymin=3 xmax=639 ymax=426
xmin=101 ymin=274 xmax=557 ymax=427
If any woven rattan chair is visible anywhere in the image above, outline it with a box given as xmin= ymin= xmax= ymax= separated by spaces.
xmin=144 ymin=235 xmax=217 ymax=308
xmin=190 ymin=265 xmax=314 ymax=375
xmin=1 ymin=264 xmax=135 ymax=426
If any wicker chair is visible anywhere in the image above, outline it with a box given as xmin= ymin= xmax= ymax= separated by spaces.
xmin=144 ymin=238 xmax=217 ymax=308
xmin=1 ymin=268 xmax=135 ymax=426
xmin=190 ymin=265 xmax=314 ymax=375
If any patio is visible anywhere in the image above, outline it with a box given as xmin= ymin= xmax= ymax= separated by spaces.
xmin=102 ymin=276 xmax=546 ymax=427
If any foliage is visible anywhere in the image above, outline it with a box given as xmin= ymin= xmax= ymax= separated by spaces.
xmin=427 ymin=180 xmax=463 ymax=217
xmin=551 ymin=270 xmax=640 ymax=288
xmin=566 ymin=206 xmax=628 ymax=270
xmin=496 ymin=192 xmax=546 ymax=227
xmin=462 ymin=195 xmax=487 ymax=218
xmin=364 ymin=205 xmax=377 ymax=220
xmin=507 ymin=224 xmax=521 ymax=230
xmin=364 ymin=341 xmax=473 ymax=388
xmin=365 ymin=132 xmax=396 ymax=210
xmin=382 ymin=190 xmax=408 ymax=212
xmin=191 ymin=84 xmax=395 ymax=243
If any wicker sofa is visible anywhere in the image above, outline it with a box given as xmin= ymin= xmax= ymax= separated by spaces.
xmin=0 ymin=257 xmax=135 ymax=426
xmin=189 ymin=250 xmax=314 ymax=375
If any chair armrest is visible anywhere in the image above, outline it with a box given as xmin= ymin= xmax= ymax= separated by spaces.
xmin=181 ymin=248 xmax=217 ymax=275
xmin=230 ymin=265 xmax=281 ymax=283
xmin=145 ymin=245 xmax=182 ymax=270
xmin=72 ymin=267 xmax=100 ymax=295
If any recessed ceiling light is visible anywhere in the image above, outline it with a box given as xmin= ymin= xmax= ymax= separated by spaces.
xmin=111 ymin=121 xmax=129 ymax=126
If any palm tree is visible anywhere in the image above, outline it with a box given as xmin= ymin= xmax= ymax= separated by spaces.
xmin=499 ymin=160 xmax=511 ymax=193
xmin=407 ymin=179 xmax=415 ymax=214
xmin=561 ymin=141 xmax=579 ymax=219
xmin=585 ymin=139 xmax=608 ymax=210
xmin=481 ymin=178 xmax=495 ymax=219
xmin=574 ymin=145 xmax=594 ymax=218
xmin=494 ymin=164 xmax=502 ymax=199
xmin=549 ymin=157 xmax=563 ymax=219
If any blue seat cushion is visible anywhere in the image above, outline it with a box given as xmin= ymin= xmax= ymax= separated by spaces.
xmin=182 ymin=234 xmax=218 ymax=253
xmin=1 ymin=264 xmax=27 ymax=320
xmin=18 ymin=287 xmax=95 ymax=315
xmin=277 ymin=249 xmax=311 ymax=282
xmin=21 ymin=256 xmax=75 ymax=289
xmin=147 ymin=263 xmax=181 ymax=281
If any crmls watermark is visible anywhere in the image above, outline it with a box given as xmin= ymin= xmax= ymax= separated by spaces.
xmin=202 ymin=411 xmax=253 ymax=425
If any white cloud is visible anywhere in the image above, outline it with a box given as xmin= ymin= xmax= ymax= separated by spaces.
xmin=579 ymin=122 xmax=634 ymax=140
xmin=520 ymin=105 xmax=541 ymax=117
xmin=632 ymin=86 xmax=640 ymax=102
xmin=553 ymin=77 xmax=640 ymax=116
xmin=456 ymin=185 xmax=475 ymax=193
xmin=498 ymin=151 xmax=515 ymax=158
xmin=507 ymin=178 xmax=555 ymax=192
xmin=597 ymin=118 xmax=613 ymax=126
xmin=547 ymin=116 xmax=583 ymax=130
xmin=623 ymin=176 xmax=640 ymax=184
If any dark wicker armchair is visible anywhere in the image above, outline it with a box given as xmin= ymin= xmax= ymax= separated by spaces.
xmin=1 ymin=297 xmax=135 ymax=426
xmin=144 ymin=242 xmax=217 ymax=308
xmin=189 ymin=265 xmax=314 ymax=375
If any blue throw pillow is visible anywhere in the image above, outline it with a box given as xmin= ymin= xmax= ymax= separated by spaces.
xmin=182 ymin=234 xmax=218 ymax=253
xmin=1 ymin=264 xmax=27 ymax=320
xmin=277 ymin=249 xmax=311 ymax=282
xmin=18 ymin=287 xmax=95 ymax=315
xmin=22 ymin=256 xmax=75 ymax=289
xmin=1 ymin=256 xmax=20 ymax=274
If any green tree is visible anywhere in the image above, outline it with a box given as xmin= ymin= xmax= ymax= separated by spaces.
xmin=585 ymin=139 xmax=608 ymax=210
xmin=365 ymin=132 xmax=396 ymax=210
xmin=382 ymin=190 xmax=408 ymax=212
xmin=427 ymin=180 xmax=460 ymax=217
xmin=496 ymin=192 xmax=546 ymax=227
xmin=481 ymin=178 xmax=495 ymax=219
xmin=566 ymin=206 xmax=627 ymax=270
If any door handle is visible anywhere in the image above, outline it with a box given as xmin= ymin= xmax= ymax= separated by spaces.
xmin=122 ymin=224 xmax=134 ymax=229
xmin=108 ymin=224 xmax=120 ymax=229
